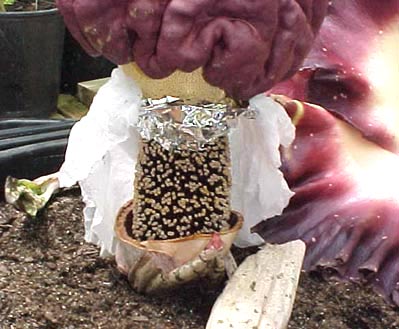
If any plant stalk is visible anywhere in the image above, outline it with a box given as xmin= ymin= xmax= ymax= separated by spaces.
xmin=0 ymin=0 xmax=6 ymax=12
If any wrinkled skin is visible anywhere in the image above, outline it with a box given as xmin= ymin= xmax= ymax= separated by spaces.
xmin=56 ymin=0 xmax=329 ymax=100
xmin=255 ymin=97 xmax=399 ymax=305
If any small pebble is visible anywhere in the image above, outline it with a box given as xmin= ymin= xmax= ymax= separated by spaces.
xmin=47 ymin=262 xmax=57 ymax=270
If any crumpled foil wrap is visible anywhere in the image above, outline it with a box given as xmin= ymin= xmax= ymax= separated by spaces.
xmin=137 ymin=96 xmax=257 ymax=150
xmin=57 ymin=68 xmax=295 ymax=256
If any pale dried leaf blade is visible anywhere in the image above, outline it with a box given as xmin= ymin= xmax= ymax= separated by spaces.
xmin=206 ymin=240 xmax=306 ymax=329
xmin=4 ymin=175 xmax=59 ymax=217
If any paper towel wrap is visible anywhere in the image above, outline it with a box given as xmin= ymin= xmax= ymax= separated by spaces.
xmin=58 ymin=68 xmax=295 ymax=256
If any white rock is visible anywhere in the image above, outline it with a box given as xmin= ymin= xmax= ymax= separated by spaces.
xmin=206 ymin=240 xmax=306 ymax=329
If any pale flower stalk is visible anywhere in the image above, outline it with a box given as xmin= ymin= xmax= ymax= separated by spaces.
xmin=5 ymin=68 xmax=295 ymax=292
xmin=57 ymin=68 xmax=295 ymax=256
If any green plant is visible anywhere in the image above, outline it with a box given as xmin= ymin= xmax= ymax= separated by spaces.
xmin=0 ymin=0 xmax=41 ymax=12
xmin=1 ymin=0 xmax=15 ymax=10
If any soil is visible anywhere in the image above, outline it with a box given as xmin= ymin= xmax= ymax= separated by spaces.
xmin=0 ymin=189 xmax=398 ymax=329
xmin=4 ymin=0 xmax=55 ymax=12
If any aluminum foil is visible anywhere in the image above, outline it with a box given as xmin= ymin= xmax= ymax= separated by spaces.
xmin=137 ymin=96 xmax=257 ymax=151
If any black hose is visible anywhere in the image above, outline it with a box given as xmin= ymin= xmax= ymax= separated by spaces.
xmin=0 ymin=119 xmax=75 ymax=129
xmin=0 ymin=129 xmax=71 ymax=151
xmin=0 ymin=119 xmax=75 ymax=196
xmin=0 ymin=121 xmax=75 ymax=140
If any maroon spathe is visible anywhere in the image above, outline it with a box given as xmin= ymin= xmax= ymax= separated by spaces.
xmin=270 ymin=0 xmax=399 ymax=153
xmin=56 ymin=0 xmax=329 ymax=100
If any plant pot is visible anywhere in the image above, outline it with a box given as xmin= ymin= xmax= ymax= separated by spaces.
xmin=115 ymin=199 xmax=244 ymax=294
xmin=0 ymin=8 xmax=65 ymax=118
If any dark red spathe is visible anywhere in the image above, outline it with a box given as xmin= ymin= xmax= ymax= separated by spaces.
xmin=56 ymin=0 xmax=328 ymax=100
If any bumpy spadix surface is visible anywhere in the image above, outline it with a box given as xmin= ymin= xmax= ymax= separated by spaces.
xmin=56 ymin=0 xmax=328 ymax=100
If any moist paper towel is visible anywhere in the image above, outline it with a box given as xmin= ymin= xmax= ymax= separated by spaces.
xmin=58 ymin=68 xmax=295 ymax=256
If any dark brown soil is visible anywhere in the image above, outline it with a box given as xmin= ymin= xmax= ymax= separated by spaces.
xmin=290 ymin=273 xmax=399 ymax=329
xmin=0 ymin=190 xmax=398 ymax=328
xmin=4 ymin=0 xmax=55 ymax=12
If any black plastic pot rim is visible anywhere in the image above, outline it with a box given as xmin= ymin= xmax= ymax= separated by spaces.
xmin=0 ymin=7 xmax=58 ymax=18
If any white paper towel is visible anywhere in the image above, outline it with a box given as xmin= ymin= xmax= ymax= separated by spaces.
xmin=58 ymin=68 xmax=142 ymax=256
xmin=230 ymin=95 xmax=295 ymax=247
xmin=58 ymin=68 xmax=295 ymax=256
